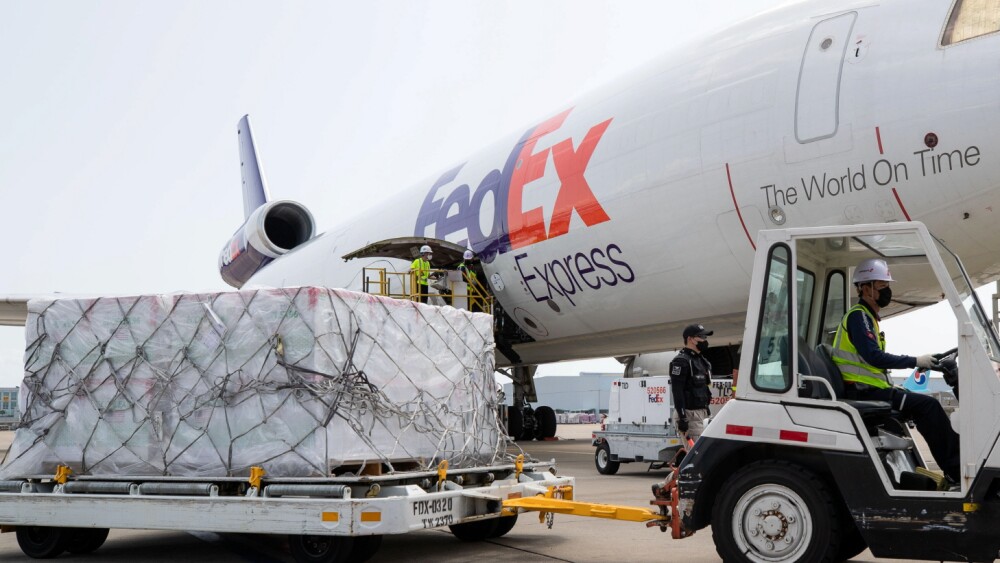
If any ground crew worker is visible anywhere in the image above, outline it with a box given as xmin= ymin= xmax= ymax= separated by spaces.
xmin=458 ymin=249 xmax=485 ymax=312
xmin=410 ymin=245 xmax=433 ymax=304
xmin=670 ymin=324 xmax=713 ymax=443
xmin=832 ymin=257 xmax=960 ymax=482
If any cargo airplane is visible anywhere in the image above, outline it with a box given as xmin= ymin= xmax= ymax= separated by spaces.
xmin=5 ymin=0 xmax=1000 ymax=437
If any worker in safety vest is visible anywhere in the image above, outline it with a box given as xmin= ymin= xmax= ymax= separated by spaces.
xmin=670 ymin=324 xmax=713 ymax=444
xmin=832 ymin=257 xmax=960 ymax=482
xmin=458 ymin=249 xmax=485 ymax=313
xmin=410 ymin=245 xmax=433 ymax=304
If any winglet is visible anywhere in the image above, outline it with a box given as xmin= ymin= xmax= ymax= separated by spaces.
xmin=902 ymin=369 xmax=930 ymax=392
xmin=237 ymin=115 xmax=271 ymax=219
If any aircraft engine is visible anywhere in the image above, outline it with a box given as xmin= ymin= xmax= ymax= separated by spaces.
xmin=218 ymin=200 xmax=315 ymax=288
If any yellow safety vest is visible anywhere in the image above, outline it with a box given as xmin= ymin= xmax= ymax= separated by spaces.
xmin=458 ymin=262 xmax=477 ymax=282
xmin=831 ymin=304 xmax=892 ymax=389
xmin=411 ymin=257 xmax=430 ymax=286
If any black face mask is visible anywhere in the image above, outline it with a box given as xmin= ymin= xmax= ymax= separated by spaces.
xmin=696 ymin=340 xmax=709 ymax=353
xmin=875 ymin=286 xmax=892 ymax=307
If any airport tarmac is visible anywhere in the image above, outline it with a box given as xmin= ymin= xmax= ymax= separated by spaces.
xmin=0 ymin=426 xmax=929 ymax=562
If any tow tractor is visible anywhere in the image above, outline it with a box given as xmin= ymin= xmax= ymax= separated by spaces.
xmin=503 ymin=221 xmax=1000 ymax=562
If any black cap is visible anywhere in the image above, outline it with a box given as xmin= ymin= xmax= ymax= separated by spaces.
xmin=682 ymin=324 xmax=713 ymax=340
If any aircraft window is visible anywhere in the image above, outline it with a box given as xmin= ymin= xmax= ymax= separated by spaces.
xmin=819 ymin=271 xmax=846 ymax=346
xmin=942 ymin=0 xmax=1000 ymax=46
xmin=797 ymin=268 xmax=815 ymax=341
xmin=752 ymin=244 xmax=793 ymax=393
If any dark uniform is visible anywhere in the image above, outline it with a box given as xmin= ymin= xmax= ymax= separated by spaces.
xmin=670 ymin=347 xmax=712 ymax=441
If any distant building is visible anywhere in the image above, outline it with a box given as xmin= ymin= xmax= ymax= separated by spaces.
xmin=0 ymin=387 xmax=19 ymax=430
xmin=502 ymin=372 xmax=620 ymax=413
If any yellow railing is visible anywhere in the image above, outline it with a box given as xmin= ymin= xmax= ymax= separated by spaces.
xmin=362 ymin=267 xmax=492 ymax=313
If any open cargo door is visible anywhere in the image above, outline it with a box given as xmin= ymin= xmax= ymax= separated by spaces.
xmin=342 ymin=237 xmax=468 ymax=267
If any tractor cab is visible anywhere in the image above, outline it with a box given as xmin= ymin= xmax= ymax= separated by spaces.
xmin=680 ymin=222 xmax=1000 ymax=562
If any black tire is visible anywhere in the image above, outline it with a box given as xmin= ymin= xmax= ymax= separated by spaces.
xmin=595 ymin=442 xmax=620 ymax=475
xmin=711 ymin=461 xmax=841 ymax=562
xmin=448 ymin=518 xmax=499 ymax=541
xmin=288 ymin=534 xmax=354 ymax=563
xmin=346 ymin=535 xmax=382 ymax=563
xmin=65 ymin=527 xmax=110 ymax=554
xmin=15 ymin=526 xmax=68 ymax=559
xmin=489 ymin=514 xmax=518 ymax=538
xmin=535 ymin=406 xmax=557 ymax=439
xmin=505 ymin=407 xmax=524 ymax=440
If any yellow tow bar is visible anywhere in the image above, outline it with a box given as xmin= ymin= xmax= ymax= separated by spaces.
xmin=503 ymin=485 xmax=667 ymax=528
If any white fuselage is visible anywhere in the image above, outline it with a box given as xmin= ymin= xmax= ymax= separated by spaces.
xmin=248 ymin=0 xmax=1000 ymax=366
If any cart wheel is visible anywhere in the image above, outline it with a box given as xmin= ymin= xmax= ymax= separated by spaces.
xmin=595 ymin=442 xmax=620 ymax=475
xmin=346 ymin=535 xmax=382 ymax=563
xmin=449 ymin=518 xmax=499 ymax=541
xmin=288 ymin=534 xmax=355 ymax=563
xmin=712 ymin=461 xmax=841 ymax=562
xmin=15 ymin=526 xmax=68 ymax=559
xmin=490 ymin=514 xmax=518 ymax=538
xmin=534 ymin=406 xmax=557 ymax=439
xmin=65 ymin=527 xmax=110 ymax=554
xmin=505 ymin=407 xmax=524 ymax=440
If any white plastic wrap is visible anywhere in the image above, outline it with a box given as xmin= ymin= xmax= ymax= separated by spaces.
xmin=1 ymin=287 xmax=502 ymax=478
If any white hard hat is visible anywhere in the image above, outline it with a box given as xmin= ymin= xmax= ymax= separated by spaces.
xmin=463 ymin=249 xmax=474 ymax=260
xmin=853 ymin=258 xmax=894 ymax=284
xmin=419 ymin=245 xmax=432 ymax=254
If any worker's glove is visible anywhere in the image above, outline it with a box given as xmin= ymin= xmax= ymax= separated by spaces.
xmin=677 ymin=418 xmax=689 ymax=433
xmin=915 ymin=354 xmax=939 ymax=370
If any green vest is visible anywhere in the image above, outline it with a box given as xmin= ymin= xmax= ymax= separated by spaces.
xmin=411 ymin=257 xmax=430 ymax=286
xmin=831 ymin=304 xmax=892 ymax=389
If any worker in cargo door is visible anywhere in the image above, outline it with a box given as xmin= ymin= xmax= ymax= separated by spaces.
xmin=832 ymin=258 xmax=960 ymax=482
xmin=670 ymin=324 xmax=713 ymax=444
xmin=410 ymin=245 xmax=433 ymax=304
xmin=458 ymin=249 xmax=486 ymax=313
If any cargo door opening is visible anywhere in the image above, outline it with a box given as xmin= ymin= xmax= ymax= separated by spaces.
xmin=342 ymin=236 xmax=493 ymax=312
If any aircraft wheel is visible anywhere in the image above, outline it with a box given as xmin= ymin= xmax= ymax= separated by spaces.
xmin=595 ymin=442 xmax=620 ymax=475
xmin=490 ymin=514 xmax=518 ymax=538
xmin=712 ymin=461 xmax=841 ymax=562
xmin=15 ymin=526 xmax=68 ymax=559
xmin=534 ymin=406 xmax=557 ymax=439
xmin=65 ymin=527 xmax=110 ymax=554
xmin=505 ymin=407 xmax=524 ymax=440
xmin=346 ymin=535 xmax=382 ymax=563
xmin=449 ymin=518 xmax=499 ymax=541
xmin=288 ymin=534 xmax=354 ymax=563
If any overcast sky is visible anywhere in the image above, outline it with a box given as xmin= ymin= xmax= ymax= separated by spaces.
xmin=1 ymin=1 xmax=991 ymax=390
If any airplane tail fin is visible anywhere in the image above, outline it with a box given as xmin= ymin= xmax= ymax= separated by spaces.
xmin=902 ymin=369 xmax=930 ymax=392
xmin=237 ymin=115 xmax=271 ymax=219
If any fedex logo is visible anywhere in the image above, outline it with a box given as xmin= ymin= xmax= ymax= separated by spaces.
xmin=414 ymin=108 xmax=613 ymax=260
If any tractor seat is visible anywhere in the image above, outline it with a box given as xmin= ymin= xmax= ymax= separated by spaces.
xmin=798 ymin=343 xmax=891 ymax=417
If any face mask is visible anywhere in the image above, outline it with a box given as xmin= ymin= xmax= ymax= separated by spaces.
xmin=696 ymin=340 xmax=709 ymax=353
xmin=875 ymin=286 xmax=892 ymax=307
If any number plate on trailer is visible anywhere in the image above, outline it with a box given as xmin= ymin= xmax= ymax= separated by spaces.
xmin=411 ymin=497 xmax=456 ymax=528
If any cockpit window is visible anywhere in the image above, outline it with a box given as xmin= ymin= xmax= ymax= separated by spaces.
xmin=942 ymin=0 xmax=1000 ymax=46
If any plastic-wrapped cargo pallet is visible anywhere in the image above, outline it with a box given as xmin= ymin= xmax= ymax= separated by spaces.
xmin=0 ymin=287 xmax=504 ymax=478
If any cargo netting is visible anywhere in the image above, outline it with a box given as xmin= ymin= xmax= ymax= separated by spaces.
xmin=1 ymin=287 xmax=509 ymax=478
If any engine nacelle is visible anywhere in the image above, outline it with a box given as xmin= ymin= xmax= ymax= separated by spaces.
xmin=218 ymin=200 xmax=315 ymax=288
